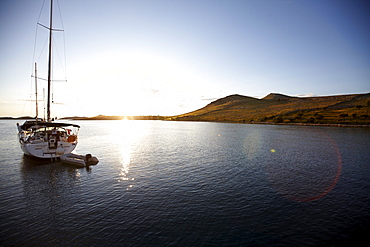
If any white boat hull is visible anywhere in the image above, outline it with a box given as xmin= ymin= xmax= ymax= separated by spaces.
xmin=17 ymin=121 xmax=80 ymax=159
xmin=20 ymin=140 xmax=77 ymax=159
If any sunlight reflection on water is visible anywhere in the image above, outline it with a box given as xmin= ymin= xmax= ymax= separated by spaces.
xmin=113 ymin=120 xmax=149 ymax=189
xmin=243 ymin=128 xmax=263 ymax=161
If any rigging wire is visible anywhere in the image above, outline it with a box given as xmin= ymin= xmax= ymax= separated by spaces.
xmin=56 ymin=0 xmax=67 ymax=79
xmin=26 ymin=0 xmax=68 ymax=118
xmin=24 ymin=0 xmax=46 ymax=117
xmin=31 ymin=0 xmax=47 ymax=77
xmin=51 ymin=0 xmax=68 ymax=117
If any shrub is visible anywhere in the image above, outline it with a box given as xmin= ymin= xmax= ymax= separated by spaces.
xmin=307 ymin=117 xmax=315 ymax=123
xmin=275 ymin=116 xmax=283 ymax=123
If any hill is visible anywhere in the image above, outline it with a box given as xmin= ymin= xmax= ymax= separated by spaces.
xmin=64 ymin=115 xmax=166 ymax=120
xmin=0 ymin=116 xmax=34 ymax=120
xmin=170 ymin=93 xmax=370 ymax=125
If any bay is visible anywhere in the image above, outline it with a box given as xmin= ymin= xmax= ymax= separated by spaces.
xmin=1 ymin=120 xmax=369 ymax=246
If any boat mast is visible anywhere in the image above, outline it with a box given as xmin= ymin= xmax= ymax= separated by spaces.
xmin=43 ymin=88 xmax=46 ymax=120
xmin=35 ymin=62 xmax=38 ymax=119
xmin=47 ymin=0 xmax=53 ymax=122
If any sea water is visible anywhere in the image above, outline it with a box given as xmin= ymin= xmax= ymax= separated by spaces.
xmin=1 ymin=120 xmax=369 ymax=246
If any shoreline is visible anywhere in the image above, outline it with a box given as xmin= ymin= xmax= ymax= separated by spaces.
xmin=172 ymin=119 xmax=370 ymax=128
xmin=241 ymin=121 xmax=370 ymax=128
xmin=2 ymin=117 xmax=369 ymax=128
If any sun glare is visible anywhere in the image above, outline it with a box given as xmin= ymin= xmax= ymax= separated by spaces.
xmin=66 ymin=49 xmax=210 ymax=117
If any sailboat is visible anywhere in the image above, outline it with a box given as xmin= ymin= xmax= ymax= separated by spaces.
xmin=17 ymin=0 xmax=80 ymax=159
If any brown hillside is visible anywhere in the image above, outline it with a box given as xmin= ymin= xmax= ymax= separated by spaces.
xmin=262 ymin=93 xmax=297 ymax=100
xmin=171 ymin=93 xmax=370 ymax=125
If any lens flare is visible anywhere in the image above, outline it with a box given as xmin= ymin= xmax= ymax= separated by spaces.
xmin=266 ymin=129 xmax=342 ymax=202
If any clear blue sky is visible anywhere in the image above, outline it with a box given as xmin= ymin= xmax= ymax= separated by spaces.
xmin=1 ymin=0 xmax=369 ymax=117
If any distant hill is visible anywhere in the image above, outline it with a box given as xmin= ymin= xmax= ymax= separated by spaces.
xmin=262 ymin=93 xmax=297 ymax=100
xmin=64 ymin=115 xmax=166 ymax=121
xmin=0 ymin=116 xmax=33 ymax=120
xmin=7 ymin=93 xmax=369 ymax=126
xmin=171 ymin=93 xmax=370 ymax=125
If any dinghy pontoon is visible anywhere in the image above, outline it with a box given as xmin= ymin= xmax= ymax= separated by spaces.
xmin=60 ymin=153 xmax=99 ymax=167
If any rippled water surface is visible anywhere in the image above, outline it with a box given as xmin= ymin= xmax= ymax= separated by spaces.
xmin=1 ymin=120 xmax=369 ymax=246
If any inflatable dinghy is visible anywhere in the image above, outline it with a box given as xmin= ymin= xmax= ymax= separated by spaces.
xmin=60 ymin=153 xmax=99 ymax=167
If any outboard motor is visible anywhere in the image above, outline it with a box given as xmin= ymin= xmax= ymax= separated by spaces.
xmin=85 ymin=154 xmax=92 ymax=165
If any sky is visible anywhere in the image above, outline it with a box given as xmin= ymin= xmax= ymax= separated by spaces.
xmin=0 ymin=0 xmax=369 ymax=117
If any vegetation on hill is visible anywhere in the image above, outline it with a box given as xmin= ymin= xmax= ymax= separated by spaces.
xmin=170 ymin=93 xmax=370 ymax=126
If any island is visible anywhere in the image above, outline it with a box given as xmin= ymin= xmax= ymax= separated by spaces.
xmin=3 ymin=92 xmax=370 ymax=126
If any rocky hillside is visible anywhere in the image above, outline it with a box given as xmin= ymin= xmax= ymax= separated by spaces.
xmin=170 ymin=93 xmax=370 ymax=125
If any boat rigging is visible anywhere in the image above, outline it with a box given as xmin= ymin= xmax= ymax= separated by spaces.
xmin=17 ymin=0 xmax=80 ymax=159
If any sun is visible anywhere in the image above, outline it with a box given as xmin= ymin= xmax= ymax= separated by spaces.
xmin=66 ymin=49 xmax=207 ymax=117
